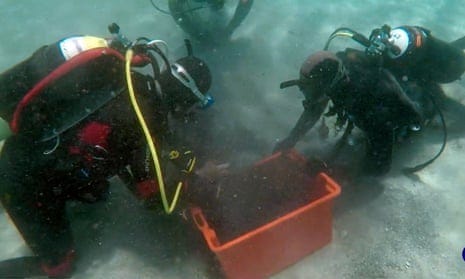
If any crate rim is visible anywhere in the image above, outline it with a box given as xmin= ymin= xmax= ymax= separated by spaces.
xmin=191 ymin=172 xmax=341 ymax=252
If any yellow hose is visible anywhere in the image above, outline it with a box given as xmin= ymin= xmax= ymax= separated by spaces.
xmin=125 ymin=48 xmax=183 ymax=214
xmin=329 ymin=31 xmax=354 ymax=41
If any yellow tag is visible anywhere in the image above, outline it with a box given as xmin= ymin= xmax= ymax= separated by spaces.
xmin=59 ymin=36 xmax=109 ymax=60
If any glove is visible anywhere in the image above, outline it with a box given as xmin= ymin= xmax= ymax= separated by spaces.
xmin=136 ymin=179 xmax=162 ymax=211
xmin=195 ymin=161 xmax=230 ymax=183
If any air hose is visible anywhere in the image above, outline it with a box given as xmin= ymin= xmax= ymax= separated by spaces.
xmin=125 ymin=48 xmax=183 ymax=214
xmin=324 ymin=27 xmax=371 ymax=50
xmin=402 ymin=92 xmax=447 ymax=173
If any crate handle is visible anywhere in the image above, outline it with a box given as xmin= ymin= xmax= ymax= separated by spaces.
xmin=191 ymin=207 xmax=208 ymax=230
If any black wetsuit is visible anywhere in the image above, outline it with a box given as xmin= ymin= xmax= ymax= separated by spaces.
xmin=330 ymin=49 xmax=432 ymax=175
xmin=278 ymin=48 xmax=454 ymax=176
xmin=0 ymin=41 xmax=172 ymax=267
xmin=278 ymin=25 xmax=465 ymax=175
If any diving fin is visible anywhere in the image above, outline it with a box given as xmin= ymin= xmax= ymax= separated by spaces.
xmin=450 ymin=36 xmax=465 ymax=49
xmin=0 ymin=256 xmax=46 ymax=278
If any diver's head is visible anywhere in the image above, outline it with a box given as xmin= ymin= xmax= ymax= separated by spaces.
xmin=280 ymin=51 xmax=346 ymax=97
xmin=160 ymin=55 xmax=213 ymax=116
xmin=299 ymin=51 xmax=345 ymax=93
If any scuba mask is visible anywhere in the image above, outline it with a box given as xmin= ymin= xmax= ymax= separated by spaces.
xmin=170 ymin=62 xmax=214 ymax=109
xmin=145 ymin=38 xmax=213 ymax=111
xmin=280 ymin=51 xmax=347 ymax=92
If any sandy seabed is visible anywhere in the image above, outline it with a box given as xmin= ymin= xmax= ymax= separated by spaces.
xmin=1 ymin=1 xmax=465 ymax=278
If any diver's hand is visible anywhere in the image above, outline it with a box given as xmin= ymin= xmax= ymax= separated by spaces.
xmin=184 ymin=161 xmax=230 ymax=209
xmin=306 ymin=156 xmax=330 ymax=177
xmin=195 ymin=160 xmax=230 ymax=183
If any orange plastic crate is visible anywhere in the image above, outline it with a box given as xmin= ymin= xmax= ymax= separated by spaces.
xmin=191 ymin=150 xmax=341 ymax=279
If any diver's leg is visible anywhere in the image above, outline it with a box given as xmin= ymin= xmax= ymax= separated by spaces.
xmin=363 ymin=129 xmax=394 ymax=176
xmin=225 ymin=0 xmax=253 ymax=37
xmin=0 ymin=138 xmax=75 ymax=275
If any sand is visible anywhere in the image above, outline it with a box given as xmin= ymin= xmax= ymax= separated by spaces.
xmin=1 ymin=0 xmax=464 ymax=278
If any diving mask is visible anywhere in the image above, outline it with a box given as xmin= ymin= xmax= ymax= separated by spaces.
xmin=170 ymin=63 xmax=214 ymax=109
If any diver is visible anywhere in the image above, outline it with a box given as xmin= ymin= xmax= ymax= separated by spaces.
xmin=275 ymin=25 xmax=465 ymax=176
xmin=0 ymin=23 xmax=215 ymax=278
xmin=151 ymin=0 xmax=254 ymax=41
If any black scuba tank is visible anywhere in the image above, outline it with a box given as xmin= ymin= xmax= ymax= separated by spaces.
xmin=384 ymin=26 xmax=465 ymax=83
xmin=0 ymin=44 xmax=64 ymax=122
xmin=0 ymin=37 xmax=127 ymax=140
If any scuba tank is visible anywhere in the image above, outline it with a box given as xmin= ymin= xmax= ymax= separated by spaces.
xmin=0 ymin=35 xmax=114 ymax=124
xmin=0 ymin=23 xmax=156 ymax=140
xmin=3 ymin=21 xmax=213 ymax=141
xmin=324 ymin=24 xmax=465 ymax=83
xmin=383 ymin=26 xmax=465 ymax=83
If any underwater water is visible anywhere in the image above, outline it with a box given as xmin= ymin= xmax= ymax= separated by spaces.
xmin=0 ymin=0 xmax=465 ymax=278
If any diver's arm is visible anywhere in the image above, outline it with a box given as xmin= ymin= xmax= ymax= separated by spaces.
xmin=274 ymin=97 xmax=328 ymax=152
xmin=121 ymin=140 xmax=196 ymax=203
xmin=120 ymin=144 xmax=159 ymax=200
xmin=379 ymin=68 xmax=423 ymax=122
xmin=289 ymin=98 xmax=329 ymax=142
xmin=363 ymin=128 xmax=394 ymax=176
xmin=225 ymin=0 xmax=254 ymax=36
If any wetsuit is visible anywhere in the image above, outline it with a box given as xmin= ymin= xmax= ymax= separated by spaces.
xmin=330 ymin=49 xmax=434 ymax=175
xmin=0 ymin=38 xmax=180 ymax=273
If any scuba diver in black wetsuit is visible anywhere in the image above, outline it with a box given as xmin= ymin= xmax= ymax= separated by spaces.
xmin=275 ymin=25 xmax=465 ymax=176
xmin=151 ymin=0 xmax=254 ymax=41
xmin=0 ymin=23 xmax=215 ymax=278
